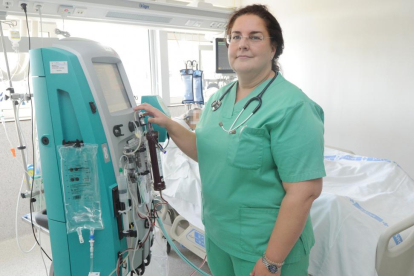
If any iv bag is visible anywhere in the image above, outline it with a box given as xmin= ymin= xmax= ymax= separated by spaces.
xmin=193 ymin=69 xmax=204 ymax=104
xmin=181 ymin=69 xmax=194 ymax=104
xmin=145 ymin=228 xmax=169 ymax=276
xmin=8 ymin=30 xmax=21 ymax=50
xmin=58 ymin=144 xmax=104 ymax=236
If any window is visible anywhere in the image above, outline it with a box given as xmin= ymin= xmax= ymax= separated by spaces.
xmin=64 ymin=20 xmax=151 ymax=100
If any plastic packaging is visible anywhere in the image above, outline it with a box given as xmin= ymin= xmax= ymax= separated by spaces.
xmin=58 ymin=144 xmax=103 ymax=243
xmin=32 ymin=177 xmax=46 ymax=212
xmin=27 ymin=164 xmax=34 ymax=186
xmin=139 ymin=175 xmax=151 ymax=205
xmin=8 ymin=29 xmax=21 ymax=50
xmin=145 ymin=227 xmax=169 ymax=276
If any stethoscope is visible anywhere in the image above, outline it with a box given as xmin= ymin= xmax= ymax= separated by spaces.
xmin=211 ymin=72 xmax=278 ymax=134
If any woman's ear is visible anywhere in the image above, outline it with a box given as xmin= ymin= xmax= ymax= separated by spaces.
xmin=271 ymin=44 xmax=277 ymax=59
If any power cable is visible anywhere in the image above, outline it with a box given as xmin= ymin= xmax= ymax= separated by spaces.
xmin=21 ymin=3 xmax=52 ymax=262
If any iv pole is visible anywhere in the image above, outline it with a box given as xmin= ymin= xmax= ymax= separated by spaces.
xmin=0 ymin=12 xmax=31 ymax=190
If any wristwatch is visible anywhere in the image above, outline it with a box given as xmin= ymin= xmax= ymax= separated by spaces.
xmin=262 ymin=253 xmax=284 ymax=274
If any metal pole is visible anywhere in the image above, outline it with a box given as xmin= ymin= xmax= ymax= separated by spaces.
xmin=0 ymin=21 xmax=31 ymax=190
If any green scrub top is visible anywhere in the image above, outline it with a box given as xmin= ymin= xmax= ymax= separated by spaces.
xmin=195 ymin=73 xmax=326 ymax=264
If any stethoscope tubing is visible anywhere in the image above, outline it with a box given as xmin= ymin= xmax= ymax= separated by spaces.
xmin=212 ymin=72 xmax=277 ymax=112
xmin=213 ymin=72 xmax=278 ymax=134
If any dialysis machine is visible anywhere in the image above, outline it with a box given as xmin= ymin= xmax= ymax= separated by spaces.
xmin=30 ymin=38 xmax=170 ymax=276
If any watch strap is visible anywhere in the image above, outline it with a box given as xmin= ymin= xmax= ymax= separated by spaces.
xmin=262 ymin=253 xmax=285 ymax=267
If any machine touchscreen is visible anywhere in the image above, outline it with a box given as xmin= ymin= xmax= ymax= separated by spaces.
xmin=93 ymin=63 xmax=131 ymax=113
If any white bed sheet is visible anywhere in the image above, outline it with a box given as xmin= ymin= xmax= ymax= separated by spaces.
xmin=161 ymin=140 xmax=414 ymax=276
xmin=310 ymin=148 xmax=414 ymax=276
xmin=161 ymin=118 xmax=204 ymax=230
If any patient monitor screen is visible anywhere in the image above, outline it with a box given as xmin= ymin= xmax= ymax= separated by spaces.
xmin=93 ymin=63 xmax=131 ymax=113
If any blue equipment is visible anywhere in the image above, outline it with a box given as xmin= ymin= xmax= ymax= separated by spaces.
xmin=30 ymin=38 xmax=168 ymax=276
xmin=180 ymin=60 xmax=204 ymax=105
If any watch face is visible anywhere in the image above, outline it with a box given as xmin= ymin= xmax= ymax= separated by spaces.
xmin=268 ymin=265 xmax=279 ymax=274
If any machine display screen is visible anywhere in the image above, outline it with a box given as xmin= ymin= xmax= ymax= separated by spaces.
xmin=93 ymin=63 xmax=131 ymax=113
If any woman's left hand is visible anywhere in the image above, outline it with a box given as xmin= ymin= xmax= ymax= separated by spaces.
xmin=250 ymin=258 xmax=281 ymax=276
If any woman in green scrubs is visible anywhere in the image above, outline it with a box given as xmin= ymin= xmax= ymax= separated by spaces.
xmin=135 ymin=5 xmax=325 ymax=276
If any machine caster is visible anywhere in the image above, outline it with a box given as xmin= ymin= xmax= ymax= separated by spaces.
xmin=144 ymin=252 xmax=152 ymax=266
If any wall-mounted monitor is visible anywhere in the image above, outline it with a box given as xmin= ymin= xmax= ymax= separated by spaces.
xmin=215 ymin=38 xmax=234 ymax=74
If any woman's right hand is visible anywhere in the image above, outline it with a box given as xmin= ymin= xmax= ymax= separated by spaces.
xmin=135 ymin=103 xmax=198 ymax=161
xmin=134 ymin=103 xmax=172 ymax=129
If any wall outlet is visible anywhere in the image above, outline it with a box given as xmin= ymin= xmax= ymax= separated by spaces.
xmin=2 ymin=0 xmax=13 ymax=8
xmin=58 ymin=5 xmax=74 ymax=16
xmin=73 ymin=7 xmax=87 ymax=16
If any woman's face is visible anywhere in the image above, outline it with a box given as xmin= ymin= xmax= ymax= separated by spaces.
xmin=228 ymin=14 xmax=276 ymax=75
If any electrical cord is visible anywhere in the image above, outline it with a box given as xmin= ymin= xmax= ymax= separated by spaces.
xmin=21 ymin=3 xmax=52 ymax=262
xmin=9 ymin=102 xmax=43 ymax=255
xmin=37 ymin=189 xmax=49 ymax=276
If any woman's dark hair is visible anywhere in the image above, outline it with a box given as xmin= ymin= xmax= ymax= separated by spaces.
xmin=226 ymin=4 xmax=284 ymax=72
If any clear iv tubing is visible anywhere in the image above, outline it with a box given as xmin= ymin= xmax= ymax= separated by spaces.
xmin=111 ymin=174 xmax=206 ymax=276
xmin=17 ymin=98 xmax=47 ymax=273
xmin=126 ymin=168 xmax=151 ymax=274
xmin=107 ymin=251 xmax=131 ymax=276
xmin=12 ymin=103 xmax=39 ymax=253
xmin=38 ymin=4 xmax=44 ymax=47
xmin=157 ymin=217 xmax=212 ymax=276
xmin=13 ymin=104 xmax=35 ymax=250
xmin=89 ymin=228 xmax=95 ymax=273
xmin=1 ymin=115 xmax=15 ymax=151
xmin=9 ymin=48 xmax=21 ymax=81
xmin=134 ymin=111 xmax=140 ymax=122
xmin=7 ymin=101 xmax=32 ymax=177
xmin=121 ymin=161 xmax=140 ymax=272
xmin=123 ymin=121 xmax=142 ymax=156
xmin=15 ymin=175 xmax=37 ymax=253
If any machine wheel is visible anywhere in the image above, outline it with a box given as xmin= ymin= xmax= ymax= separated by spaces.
xmin=144 ymin=252 xmax=152 ymax=266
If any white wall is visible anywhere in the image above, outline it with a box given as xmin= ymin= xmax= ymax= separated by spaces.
xmin=240 ymin=0 xmax=414 ymax=177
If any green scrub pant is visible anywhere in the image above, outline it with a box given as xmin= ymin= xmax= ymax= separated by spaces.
xmin=206 ymin=236 xmax=309 ymax=276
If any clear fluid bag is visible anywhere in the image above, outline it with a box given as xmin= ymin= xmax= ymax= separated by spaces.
xmin=145 ymin=227 xmax=169 ymax=276
xmin=58 ymin=144 xmax=104 ymax=241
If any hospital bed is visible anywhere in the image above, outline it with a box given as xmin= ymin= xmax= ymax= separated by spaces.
xmin=160 ymin=131 xmax=414 ymax=276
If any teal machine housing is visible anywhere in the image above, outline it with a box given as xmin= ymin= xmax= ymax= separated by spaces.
xmin=30 ymin=38 xmax=168 ymax=276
